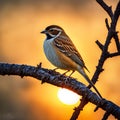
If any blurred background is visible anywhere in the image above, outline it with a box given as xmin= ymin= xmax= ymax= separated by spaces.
xmin=0 ymin=0 xmax=120 ymax=120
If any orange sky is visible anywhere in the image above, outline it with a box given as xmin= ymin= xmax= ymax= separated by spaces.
xmin=0 ymin=0 xmax=120 ymax=120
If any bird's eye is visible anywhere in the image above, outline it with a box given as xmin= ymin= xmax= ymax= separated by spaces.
xmin=49 ymin=29 xmax=59 ymax=35
xmin=50 ymin=29 xmax=54 ymax=32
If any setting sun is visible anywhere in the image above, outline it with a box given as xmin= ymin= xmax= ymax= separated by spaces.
xmin=57 ymin=88 xmax=80 ymax=105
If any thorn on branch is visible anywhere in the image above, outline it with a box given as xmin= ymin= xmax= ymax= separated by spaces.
xmin=96 ymin=40 xmax=104 ymax=51
xmin=94 ymin=98 xmax=107 ymax=113
xmin=37 ymin=62 xmax=42 ymax=68
xmin=41 ymin=80 xmax=45 ymax=84
xmin=96 ymin=65 xmax=104 ymax=73
xmin=8 ymin=64 xmax=15 ymax=76
xmin=40 ymin=71 xmax=50 ymax=84
xmin=20 ymin=65 xmax=25 ymax=78
xmin=102 ymin=112 xmax=111 ymax=120
xmin=105 ymin=18 xmax=110 ymax=30
xmin=94 ymin=98 xmax=105 ymax=112
xmin=94 ymin=105 xmax=99 ymax=112
xmin=102 ymin=102 xmax=114 ymax=120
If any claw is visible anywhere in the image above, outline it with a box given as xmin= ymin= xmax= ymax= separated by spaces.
xmin=53 ymin=67 xmax=58 ymax=71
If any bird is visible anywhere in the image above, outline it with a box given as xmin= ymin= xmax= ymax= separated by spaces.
xmin=41 ymin=25 xmax=102 ymax=99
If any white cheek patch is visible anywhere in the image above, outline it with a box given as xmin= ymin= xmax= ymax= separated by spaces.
xmin=49 ymin=33 xmax=56 ymax=38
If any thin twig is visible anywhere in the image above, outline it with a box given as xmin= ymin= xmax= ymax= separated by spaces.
xmin=105 ymin=18 xmax=110 ymax=30
xmin=96 ymin=0 xmax=113 ymax=19
xmin=107 ymin=52 xmax=120 ymax=58
xmin=113 ymin=32 xmax=120 ymax=53
xmin=96 ymin=40 xmax=104 ymax=50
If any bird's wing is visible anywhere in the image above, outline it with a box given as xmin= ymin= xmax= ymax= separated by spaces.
xmin=53 ymin=36 xmax=89 ymax=72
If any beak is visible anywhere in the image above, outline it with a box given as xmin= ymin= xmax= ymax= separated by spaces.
xmin=41 ymin=30 xmax=46 ymax=34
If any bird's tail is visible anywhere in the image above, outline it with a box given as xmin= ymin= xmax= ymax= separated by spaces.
xmin=78 ymin=67 xmax=102 ymax=99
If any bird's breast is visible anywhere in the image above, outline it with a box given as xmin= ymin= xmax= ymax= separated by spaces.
xmin=43 ymin=39 xmax=78 ymax=70
xmin=43 ymin=39 xmax=61 ymax=67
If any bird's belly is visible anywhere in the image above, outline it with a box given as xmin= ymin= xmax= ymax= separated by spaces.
xmin=43 ymin=40 xmax=77 ymax=70
xmin=44 ymin=40 xmax=63 ymax=68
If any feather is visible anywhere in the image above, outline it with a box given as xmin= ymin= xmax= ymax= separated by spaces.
xmin=53 ymin=34 xmax=89 ymax=72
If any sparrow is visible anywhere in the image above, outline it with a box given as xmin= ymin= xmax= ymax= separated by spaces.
xmin=41 ymin=25 xmax=102 ymax=98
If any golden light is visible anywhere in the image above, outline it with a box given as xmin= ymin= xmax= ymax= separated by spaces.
xmin=57 ymin=88 xmax=80 ymax=105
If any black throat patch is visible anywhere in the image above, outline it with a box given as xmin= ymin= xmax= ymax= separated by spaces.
xmin=46 ymin=33 xmax=53 ymax=40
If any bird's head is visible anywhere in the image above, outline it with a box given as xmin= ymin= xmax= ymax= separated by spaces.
xmin=41 ymin=25 xmax=65 ymax=39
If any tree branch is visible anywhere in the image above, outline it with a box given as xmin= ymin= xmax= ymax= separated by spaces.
xmin=70 ymin=96 xmax=88 ymax=120
xmin=105 ymin=18 xmax=110 ymax=30
xmin=0 ymin=63 xmax=120 ymax=119
xmin=114 ymin=32 xmax=120 ymax=53
xmin=111 ymin=1 xmax=120 ymax=52
xmin=96 ymin=0 xmax=113 ymax=19
xmin=91 ymin=0 xmax=120 ymax=86
xmin=0 ymin=63 xmax=100 ymax=100
xmin=0 ymin=1 xmax=119 ymax=120
xmin=95 ymin=40 xmax=104 ymax=51
xmin=71 ymin=1 xmax=120 ymax=119
xmin=108 ymin=52 xmax=120 ymax=58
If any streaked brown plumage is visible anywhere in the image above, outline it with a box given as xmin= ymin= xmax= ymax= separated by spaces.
xmin=41 ymin=25 xmax=102 ymax=98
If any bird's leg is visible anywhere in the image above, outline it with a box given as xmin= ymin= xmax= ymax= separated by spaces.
xmin=58 ymin=70 xmax=74 ymax=84
xmin=65 ymin=70 xmax=75 ymax=84
xmin=63 ymin=70 xmax=75 ymax=85
xmin=69 ymin=70 xmax=75 ymax=77
xmin=57 ymin=70 xmax=70 ymax=84
xmin=62 ymin=70 xmax=70 ymax=76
